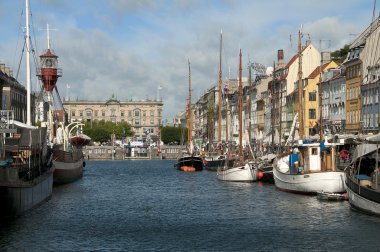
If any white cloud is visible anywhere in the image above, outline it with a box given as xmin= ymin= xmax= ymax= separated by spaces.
xmin=0 ymin=0 xmax=377 ymax=121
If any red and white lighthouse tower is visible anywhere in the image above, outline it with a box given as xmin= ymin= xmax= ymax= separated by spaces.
xmin=38 ymin=49 xmax=61 ymax=92
xmin=37 ymin=25 xmax=62 ymax=142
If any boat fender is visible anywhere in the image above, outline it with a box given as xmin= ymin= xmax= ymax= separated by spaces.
xmin=83 ymin=161 xmax=86 ymax=167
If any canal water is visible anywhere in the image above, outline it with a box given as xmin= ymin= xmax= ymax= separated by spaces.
xmin=1 ymin=160 xmax=380 ymax=251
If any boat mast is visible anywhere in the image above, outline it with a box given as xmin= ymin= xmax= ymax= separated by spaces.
xmin=271 ymin=61 xmax=275 ymax=147
xmin=187 ymin=59 xmax=192 ymax=150
xmin=318 ymin=44 xmax=324 ymax=141
xmin=26 ymin=0 xmax=31 ymax=125
xmin=248 ymin=60 xmax=252 ymax=150
xmin=218 ymin=30 xmax=223 ymax=143
xmin=298 ymin=28 xmax=304 ymax=140
xmin=238 ymin=49 xmax=243 ymax=158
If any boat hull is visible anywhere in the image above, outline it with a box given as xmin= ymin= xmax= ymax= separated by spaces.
xmin=273 ymin=166 xmax=346 ymax=194
xmin=345 ymin=172 xmax=380 ymax=215
xmin=175 ymin=156 xmax=203 ymax=171
xmin=0 ymin=169 xmax=53 ymax=220
xmin=204 ymin=157 xmax=226 ymax=171
xmin=217 ymin=163 xmax=257 ymax=182
xmin=53 ymin=149 xmax=84 ymax=185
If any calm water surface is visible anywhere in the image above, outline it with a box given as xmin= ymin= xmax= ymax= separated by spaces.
xmin=1 ymin=160 xmax=380 ymax=251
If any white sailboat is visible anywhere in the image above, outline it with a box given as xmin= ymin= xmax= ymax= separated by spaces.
xmin=217 ymin=49 xmax=257 ymax=182
xmin=272 ymin=27 xmax=345 ymax=194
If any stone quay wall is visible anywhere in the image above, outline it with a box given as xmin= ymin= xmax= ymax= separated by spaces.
xmin=82 ymin=145 xmax=186 ymax=160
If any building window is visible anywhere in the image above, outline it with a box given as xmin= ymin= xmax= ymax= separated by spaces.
xmin=143 ymin=111 xmax=146 ymax=117
xmin=309 ymin=91 xmax=316 ymax=101
xmin=309 ymin=109 xmax=316 ymax=119
xmin=150 ymin=111 xmax=154 ymax=116
xmin=134 ymin=110 xmax=140 ymax=117
xmin=102 ymin=111 xmax=105 ymax=116
xmin=121 ymin=110 xmax=124 ymax=117
xmin=135 ymin=120 xmax=140 ymax=125
xmin=71 ymin=110 xmax=75 ymax=116
xmin=86 ymin=110 xmax=92 ymax=117
xmin=80 ymin=110 xmax=83 ymax=116
xmin=150 ymin=119 xmax=154 ymax=125
xmin=128 ymin=111 xmax=132 ymax=117
xmin=95 ymin=110 xmax=98 ymax=116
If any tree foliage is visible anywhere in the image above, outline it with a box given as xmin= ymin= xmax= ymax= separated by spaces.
xmin=161 ymin=126 xmax=187 ymax=144
xmin=331 ymin=44 xmax=349 ymax=63
xmin=83 ymin=120 xmax=133 ymax=144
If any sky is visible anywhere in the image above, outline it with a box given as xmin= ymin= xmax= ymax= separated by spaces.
xmin=0 ymin=0 xmax=378 ymax=122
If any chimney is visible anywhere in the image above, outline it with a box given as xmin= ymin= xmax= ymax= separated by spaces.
xmin=277 ymin=49 xmax=284 ymax=68
xmin=321 ymin=52 xmax=331 ymax=64
xmin=0 ymin=64 xmax=5 ymax=73
xmin=4 ymin=67 xmax=10 ymax=76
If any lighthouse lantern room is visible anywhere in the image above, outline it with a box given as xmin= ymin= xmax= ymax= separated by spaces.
xmin=38 ymin=49 xmax=62 ymax=92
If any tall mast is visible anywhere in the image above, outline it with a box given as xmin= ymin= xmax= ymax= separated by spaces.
xmin=238 ymin=49 xmax=243 ymax=158
xmin=218 ymin=30 xmax=223 ymax=142
xmin=26 ymin=0 xmax=31 ymax=125
xmin=318 ymin=45 xmax=324 ymax=141
xmin=248 ymin=61 xmax=252 ymax=148
xmin=271 ymin=61 xmax=275 ymax=146
xmin=187 ymin=59 xmax=192 ymax=146
xmin=298 ymin=28 xmax=304 ymax=139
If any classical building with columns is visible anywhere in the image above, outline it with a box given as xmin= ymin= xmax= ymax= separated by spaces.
xmin=63 ymin=96 xmax=163 ymax=139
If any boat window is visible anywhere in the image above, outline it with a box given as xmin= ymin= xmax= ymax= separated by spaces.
xmin=311 ymin=147 xmax=318 ymax=155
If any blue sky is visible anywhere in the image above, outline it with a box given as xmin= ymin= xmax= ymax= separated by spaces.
xmin=0 ymin=0 xmax=377 ymax=121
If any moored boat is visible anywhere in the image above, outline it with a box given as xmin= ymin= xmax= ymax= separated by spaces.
xmin=0 ymin=124 xmax=53 ymax=219
xmin=175 ymin=60 xmax=203 ymax=172
xmin=36 ymin=30 xmax=90 ymax=185
xmin=203 ymin=154 xmax=226 ymax=171
xmin=272 ymin=28 xmax=345 ymax=194
xmin=345 ymin=134 xmax=380 ymax=215
xmin=52 ymin=147 xmax=84 ymax=185
xmin=175 ymin=155 xmax=204 ymax=171
xmin=217 ymin=49 xmax=257 ymax=182
xmin=70 ymin=133 xmax=91 ymax=147
xmin=273 ymin=141 xmax=346 ymax=194
xmin=0 ymin=0 xmax=53 ymax=219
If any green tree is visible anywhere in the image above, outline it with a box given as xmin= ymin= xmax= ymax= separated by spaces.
xmin=161 ymin=126 xmax=187 ymax=144
xmin=83 ymin=120 xmax=133 ymax=144
xmin=331 ymin=44 xmax=349 ymax=63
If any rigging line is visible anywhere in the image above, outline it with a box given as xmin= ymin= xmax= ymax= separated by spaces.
xmin=29 ymin=0 xmax=39 ymax=58
xmin=16 ymin=39 xmax=26 ymax=80
xmin=54 ymin=87 xmax=66 ymax=113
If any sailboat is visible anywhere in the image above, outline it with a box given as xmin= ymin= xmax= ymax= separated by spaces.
xmin=217 ymin=49 xmax=257 ymax=182
xmin=0 ymin=0 xmax=54 ymax=219
xmin=272 ymin=27 xmax=345 ymax=194
xmin=36 ymin=25 xmax=88 ymax=185
xmin=204 ymin=30 xmax=227 ymax=171
xmin=174 ymin=60 xmax=203 ymax=172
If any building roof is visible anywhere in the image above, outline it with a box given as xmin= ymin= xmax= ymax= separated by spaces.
xmin=307 ymin=62 xmax=331 ymax=79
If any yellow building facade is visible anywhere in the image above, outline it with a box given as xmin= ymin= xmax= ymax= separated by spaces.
xmin=303 ymin=61 xmax=338 ymax=137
